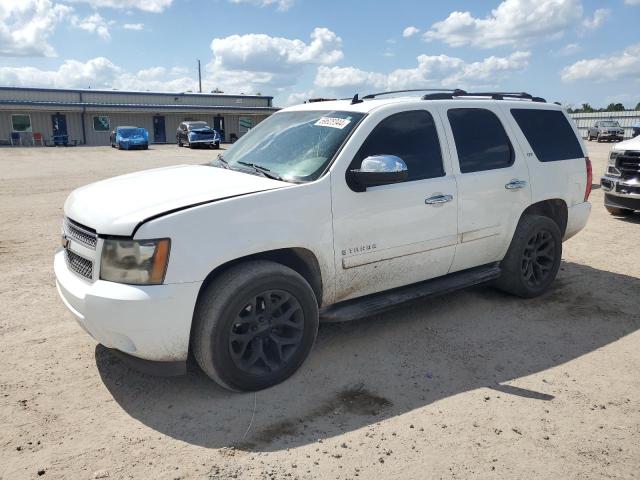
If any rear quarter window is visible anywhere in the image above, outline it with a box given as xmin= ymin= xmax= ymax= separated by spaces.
xmin=511 ymin=109 xmax=583 ymax=162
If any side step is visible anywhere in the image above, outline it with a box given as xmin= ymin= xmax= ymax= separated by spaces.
xmin=320 ymin=264 xmax=501 ymax=323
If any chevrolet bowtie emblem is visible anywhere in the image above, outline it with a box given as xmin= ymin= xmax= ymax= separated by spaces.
xmin=61 ymin=234 xmax=70 ymax=249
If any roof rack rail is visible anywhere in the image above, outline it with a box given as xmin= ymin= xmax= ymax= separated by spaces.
xmin=306 ymin=97 xmax=337 ymax=103
xmin=422 ymin=91 xmax=546 ymax=103
xmin=361 ymin=88 xmax=465 ymax=100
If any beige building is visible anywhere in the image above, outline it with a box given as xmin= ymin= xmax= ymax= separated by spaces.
xmin=0 ymin=87 xmax=278 ymax=146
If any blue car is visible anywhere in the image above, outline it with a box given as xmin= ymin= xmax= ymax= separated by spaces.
xmin=110 ymin=126 xmax=149 ymax=150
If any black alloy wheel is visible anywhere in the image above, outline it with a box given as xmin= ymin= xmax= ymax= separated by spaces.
xmin=229 ymin=289 xmax=304 ymax=376
xmin=521 ymin=230 xmax=555 ymax=288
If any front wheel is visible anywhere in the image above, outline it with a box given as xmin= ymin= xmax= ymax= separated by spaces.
xmin=496 ymin=215 xmax=562 ymax=298
xmin=192 ymin=260 xmax=319 ymax=391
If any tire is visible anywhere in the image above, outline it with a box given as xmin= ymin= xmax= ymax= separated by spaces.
xmin=495 ymin=215 xmax=562 ymax=298
xmin=214 ymin=142 xmax=220 ymax=149
xmin=177 ymin=136 xmax=183 ymax=147
xmin=597 ymin=135 xmax=603 ymax=143
xmin=605 ymin=206 xmax=634 ymax=216
xmin=192 ymin=260 xmax=319 ymax=391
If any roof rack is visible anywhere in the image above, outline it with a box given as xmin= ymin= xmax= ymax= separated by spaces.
xmin=362 ymin=88 xmax=466 ymax=100
xmin=306 ymin=97 xmax=337 ymax=103
xmin=422 ymin=91 xmax=546 ymax=103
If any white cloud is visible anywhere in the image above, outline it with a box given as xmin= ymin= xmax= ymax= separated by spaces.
xmin=70 ymin=13 xmax=113 ymax=40
xmin=0 ymin=57 xmax=198 ymax=91
xmin=561 ymin=43 xmax=640 ymax=82
xmin=624 ymin=0 xmax=640 ymax=5
xmin=206 ymin=28 xmax=343 ymax=92
xmin=229 ymin=0 xmax=294 ymax=11
xmin=424 ymin=0 xmax=582 ymax=48
xmin=554 ymin=43 xmax=581 ymax=56
xmin=582 ymin=8 xmax=609 ymax=30
xmin=123 ymin=23 xmax=144 ymax=30
xmin=0 ymin=0 xmax=72 ymax=57
xmin=314 ymin=51 xmax=530 ymax=93
xmin=285 ymin=90 xmax=314 ymax=106
xmin=402 ymin=26 xmax=420 ymax=38
xmin=65 ymin=0 xmax=173 ymax=13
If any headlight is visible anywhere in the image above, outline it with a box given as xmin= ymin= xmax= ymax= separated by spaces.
xmin=608 ymin=151 xmax=621 ymax=165
xmin=100 ymin=238 xmax=170 ymax=285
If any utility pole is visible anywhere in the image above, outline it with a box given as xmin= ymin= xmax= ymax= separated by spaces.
xmin=197 ymin=59 xmax=202 ymax=93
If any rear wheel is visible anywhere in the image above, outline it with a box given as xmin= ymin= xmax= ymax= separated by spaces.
xmin=496 ymin=215 xmax=562 ymax=298
xmin=605 ymin=206 xmax=634 ymax=216
xmin=192 ymin=260 xmax=319 ymax=391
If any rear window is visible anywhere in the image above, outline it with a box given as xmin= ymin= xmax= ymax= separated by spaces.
xmin=447 ymin=108 xmax=514 ymax=173
xmin=511 ymin=109 xmax=583 ymax=162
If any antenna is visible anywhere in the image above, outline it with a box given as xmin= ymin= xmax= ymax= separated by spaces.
xmin=197 ymin=59 xmax=202 ymax=93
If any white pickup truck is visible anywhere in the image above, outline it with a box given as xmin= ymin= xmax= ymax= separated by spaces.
xmin=55 ymin=90 xmax=592 ymax=391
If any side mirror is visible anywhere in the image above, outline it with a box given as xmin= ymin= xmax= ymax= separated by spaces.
xmin=349 ymin=155 xmax=408 ymax=190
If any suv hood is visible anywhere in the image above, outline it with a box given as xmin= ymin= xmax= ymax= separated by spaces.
xmin=612 ymin=135 xmax=640 ymax=152
xmin=64 ymin=165 xmax=286 ymax=236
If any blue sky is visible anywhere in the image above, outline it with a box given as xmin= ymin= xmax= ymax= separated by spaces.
xmin=1 ymin=0 xmax=639 ymax=107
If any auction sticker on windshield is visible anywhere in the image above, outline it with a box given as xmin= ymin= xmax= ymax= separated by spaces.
xmin=315 ymin=117 xmax=351 ymax=129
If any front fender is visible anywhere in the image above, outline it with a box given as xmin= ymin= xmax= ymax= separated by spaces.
xmin=134 ymin=177 xmax=336 ymax=305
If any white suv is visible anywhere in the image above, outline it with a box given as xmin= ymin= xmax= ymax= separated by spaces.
xmin=55 ymin=90 xmax=592 ymax=391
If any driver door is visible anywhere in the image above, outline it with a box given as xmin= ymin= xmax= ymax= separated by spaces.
xmin=330 ymin=107 xmax=459 ymax=302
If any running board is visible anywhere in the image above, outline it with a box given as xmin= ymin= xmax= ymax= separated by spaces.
xmin=320 ymin=264 xmax=501 ymax=323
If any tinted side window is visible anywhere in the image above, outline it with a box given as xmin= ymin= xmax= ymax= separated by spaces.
xmin=447 ymin=108 xmax=514 ymax=173
xmin=352 ymin=110 xmax=445 ymax=182
xmin=511 ymin=109 xmax=583 ymax=162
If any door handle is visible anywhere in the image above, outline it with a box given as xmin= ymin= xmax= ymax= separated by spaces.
xmin=505 ymin=179 xmax=527 ymax=190
xmin=425 ymin=194 xmax=454 ymax=205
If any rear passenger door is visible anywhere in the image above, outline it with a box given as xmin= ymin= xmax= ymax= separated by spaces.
xmin=439 ymin=105 xmax=532 ymax=272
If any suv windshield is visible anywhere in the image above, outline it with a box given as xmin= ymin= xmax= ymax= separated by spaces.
xmin=601 ymin=121 xmax=620 ymax=127
xmin=118 ymin=128 xmax=145 ymax=138
xmin=215 ymin=110 xmax=364 ymax=182
xmin=187 ymin=122 xmax=209 ymax=130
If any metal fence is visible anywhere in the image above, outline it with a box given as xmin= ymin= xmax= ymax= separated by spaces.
xmin=569 ymin=110 xmax=640 ymax=140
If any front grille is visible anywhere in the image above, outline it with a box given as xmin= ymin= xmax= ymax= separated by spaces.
xmin=65 ymin=249 xmax=93 ymax=280
xmin=64 ymin=218 xmax=97 ymax=249
xmin=617 ymin=151 xmax=640 ymax=180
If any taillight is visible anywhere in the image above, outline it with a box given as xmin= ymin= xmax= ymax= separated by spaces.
xmin=584 ymin=156 xmax=592 ymax=201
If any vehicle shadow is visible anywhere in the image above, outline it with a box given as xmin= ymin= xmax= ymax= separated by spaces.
xmin=95 ymin=261 xmax=640 ymax=452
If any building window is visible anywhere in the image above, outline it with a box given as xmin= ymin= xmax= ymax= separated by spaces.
xmin=239 ymin=117 xmax=253 ymax=135
xmin=93 ymin=116 xmax=110 ymax=132
xmin=11 ymin=114 xmax=32 ymax=132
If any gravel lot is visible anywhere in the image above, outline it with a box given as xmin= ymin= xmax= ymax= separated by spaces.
xmin=1 ymin=142 xmax=639 ymax=480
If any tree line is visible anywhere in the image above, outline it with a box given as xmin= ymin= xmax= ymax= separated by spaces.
xmin=568 ymin=102 xmax=640 ymax=114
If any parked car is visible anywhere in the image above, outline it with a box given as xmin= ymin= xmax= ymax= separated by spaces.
xmin=631 ymin=120 xmax=640 ymax=138
xmin=587 ymin=120 xmax=624 ymax=142
xmin=600 ymin=134 xmax=640 ymax=216
xmin=55 ymin=90 xmax=591 ymax=392
xmin=176 ymin=121 xmax=220 ymax=149
xmin=110 ymin=126 xmax=149 ymax=150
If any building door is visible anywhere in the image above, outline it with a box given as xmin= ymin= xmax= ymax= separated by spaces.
xmin=214 ymin=115 xmax=225 ymax=142
xmin=51 ymin=114 xmax=68 ymax=145
xmin=153 ymin=115 xmax=166 ymax=143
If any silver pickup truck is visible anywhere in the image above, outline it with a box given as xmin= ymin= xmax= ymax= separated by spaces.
xmin=601 ymin=135 xmax=640 ymax=215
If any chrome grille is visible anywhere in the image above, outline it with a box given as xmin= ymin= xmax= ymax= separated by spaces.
xmin=64 ymin=218 xmax=97 ymax=249
xmin=618 ymin=151 xmax=640 ymax=180
xmin=65 ymin=249 xmax=93 ymax=280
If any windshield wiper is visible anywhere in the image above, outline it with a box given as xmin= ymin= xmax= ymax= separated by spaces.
xmin=237 ymin=161 xmax=284 ymax=181
xmin=213 ymin=154 xmax=229 ymax=169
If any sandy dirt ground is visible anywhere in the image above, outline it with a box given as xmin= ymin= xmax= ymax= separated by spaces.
xmin=0 ymin=142 xmax=639 ymax=480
